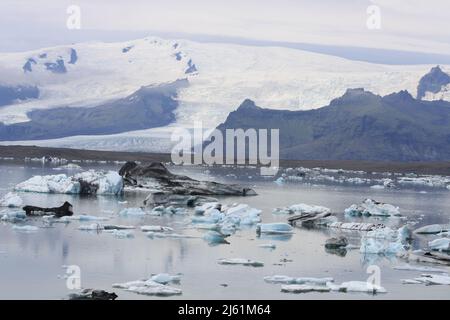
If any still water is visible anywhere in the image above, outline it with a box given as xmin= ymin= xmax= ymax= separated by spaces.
xmin=0 ymin=162 xmax=449 ymax=299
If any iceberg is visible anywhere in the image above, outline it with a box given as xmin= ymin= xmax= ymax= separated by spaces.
xmin=14 ymin=170 xmax=123 ymax=195
xmin=256 ymin=223 xmax=294 ymax=235
xmin=0 ymin=192 xmax=23 ymax=208
xmin=429 ymin=238 xmax=450 ymax=252
xmin=329 ymin=281 xmax=387 ymax=294
xmin=393 ymin=264 xmax=449 ymax=273
xmin=401 ymin=274 xmax=450 ymax=286
xmin=217 ymin=258 xmax=264 ymax=267
xmin=273 ymin=203 xmax=331 ymax=215
xmin=414 ymin=224 xmax=450 ymax=234
xmin=150 ymin=273 xmax=181 ymax=284
xmin=1 ymin=210 xmax=26 ymax=222
xmin=146 ymin=232 xmax=198 ymax=239
xmin=203 ymin=231 xmax=229 ymax=245
xmin=60 ymin=214 xmax=109 ymax=222
xmin=344 ymin=199 xmax=400 ymax=217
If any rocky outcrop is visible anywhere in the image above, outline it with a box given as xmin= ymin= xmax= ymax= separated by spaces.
xmin=417 ymin=66 xmax=450 ymax=100
xmin=119 ymin=161 xmax=256 ymax=197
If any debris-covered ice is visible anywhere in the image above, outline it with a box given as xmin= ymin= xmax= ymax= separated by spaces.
xmin=217 ymin=258 xmax=264 ymax=267
xmin=0 ymin=192 xmax=23 ymax=208
xmin=281 ymin=284 xmax=331 ymax=293
xmin=328 ymin=281 xmax=387 ymax=294
xmin=345 ymin=199 xmax=400 ymax=217
xmin=140 ymin=225 xmax=174 ymax=232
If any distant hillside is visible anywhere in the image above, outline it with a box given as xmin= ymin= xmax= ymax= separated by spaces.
xmin=213 ymin=89 xmax=450 ymax=161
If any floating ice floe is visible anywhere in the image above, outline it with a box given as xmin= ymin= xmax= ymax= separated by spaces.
xmin=146 ymin=232 xmax=198 ymax=239
xmin=217 ymin=258 xmax=264 ymax=267
xmin=192 ymin=204 xmax=261 ymax=235
xmin=328 ymin=281 xmax=387 ymax=294
xmin=273 ymin=203 xmax=331 ymax=215
xmin=60 ymin=214 xmax=109 ymax=222
xmin=414 ymin=224 xmax=450 ymax=234
xmin=150 ymin=273 xmax=181 ymax=284
xmin=256 ymin=223 xmax=293 ymax=235
xmin=397 ymin=250 xmax=450 ymax=265
xmin=360 ymin=226 xmax=410 ymax=254
xmin=428 ymin=238 xmax=450 ymax=252
xmin=1 ymin=210 xmax=26 ymax=222
xmin=344 ymin=199 xmax=400 ymax=217
xmin=401 ymin=274 xmax=450 ymax=286
xmin=281 ymin=284 xmax=331 ymax=293
xmin=112 ymin=278 xmax=182 ymax=296
xmin=264 ymin=275 xmax=333 ymax=285
xmin=203 ymin=231 xmax=229 ymax=245
xmin=140 ymin=225 xmax=174 ymax=232
xmin=12 ymin=225 xmax=39 ymax=232
xmin=393 ymin=264 xmax=449 ymax=273
xmin=0 ymin=192 xmax=23 ymax=208
xmin=14 ymin=171 xmax=123 ymax=195
xmin=119 ymin=207 xmax=147 ymax=216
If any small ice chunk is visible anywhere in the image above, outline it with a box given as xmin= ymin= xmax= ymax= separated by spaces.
xmin=0 ymin=192 xmax=23 ymax=208
xmin=150 ymin=273 xmax=181 ymax=284
xmin=217 ymin=258 xmax=264 ymax=267
xmin=406 ymin=274 xmax=450 ymax=285
xmin=264 ymin=275 xmax=333 ymax=285
xmin=273 ymin=203 xmax=330 ymax=215
xmin=344 ymin=199 xmax=400 ymax=217
xmin=258 ymin=243 xmax=276 ymax=249
xmin=264 ymin=275 xmax=296 ymax=284
xmin=281 ymin=284 xmax=330 ymax=293
xmin=78 ymin=223 xmax=103 ymax=231
xmin=126 ymin=285 xmax=182 ymax=296
xmin=146 ymin=232 xmax=197 ymax=239
xmin=60 ymin=214 xmax=109 ymax=221
xmin=119 ymin=208 xmax=147 ymax=216
xmin=203 ymin=231 xmax=229 ymax=245
xmin=256 ymin=223 xmax=294 ymax=234
xmin=331 ymin=281 xmax=387 ymax=293
xmin=393 ymin=264 xmax=449 ymax=273
xmin=140 ymin=225 xmax=174 ymax=232
xmin=1 ymin=210 xmax=26 ymax=221
xmin=12 ymin=225 xmax=38 ymax=232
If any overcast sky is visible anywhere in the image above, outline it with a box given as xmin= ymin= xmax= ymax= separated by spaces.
xmin=1 ymin=0 xmax=450 ymax=61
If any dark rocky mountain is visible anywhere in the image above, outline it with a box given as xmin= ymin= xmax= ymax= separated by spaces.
xmin=212 ymin=88 xmax=450 ymax=161
xmin=417 ymin=65 xmax=450 ymax=99
xmin=0 ymin=85 xmax=39 ymax=107
xmin=0 ymin=79 xmax=188 ymax=141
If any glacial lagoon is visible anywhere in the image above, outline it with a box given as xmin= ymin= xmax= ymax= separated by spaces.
xmin=0 ymin=161 xmax=449 ymax=299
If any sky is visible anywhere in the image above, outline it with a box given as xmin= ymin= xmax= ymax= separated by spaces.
xmin=1 ymin=0 xmax=450 ymax=63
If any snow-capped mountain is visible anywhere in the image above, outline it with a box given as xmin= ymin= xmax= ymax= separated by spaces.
xmin=0 ymin=36 xmax=448 ymax=152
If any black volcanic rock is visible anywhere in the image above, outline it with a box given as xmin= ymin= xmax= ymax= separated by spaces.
xmin=211 ymin=89 xmax=450 ymax=161
xmin=0 ymin=79 xmax=188 ymax=141
xmin=417 ymin=66 xmax=450 ymax=99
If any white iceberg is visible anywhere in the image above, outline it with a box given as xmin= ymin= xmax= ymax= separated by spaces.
xmin=60 ymin=214 xmax=109 ymax=222
xmin=1 ymin=210 xmax=26 ymax=221
xmin=256 ymin=223 xmax=294 ymax=235
xmin=273 ymin=203 xmax=331 ymax=215
xmin=344 ymin=199 xmax=400 ymax=217
xmin=402 ymin=274 xmax=450 ymax=286
xmin=203 ymin=231 xmax=229 ymax=245
xmin=113 ymin=278 xmax=181 ymax=296
xmin=0 ymin=192 xmax=23 ymax=208
xmin=150 ymin=273 xmax=181 ymax=284
xmin=429 ymin=238 xmax=450 ymax=252
xmin=329 ymin=281 xmax=387 ymax=293
xmin=14 ymin=171 xmax=123 ymax=195
xmin=217 ymin=258 xmax=264 ymax=267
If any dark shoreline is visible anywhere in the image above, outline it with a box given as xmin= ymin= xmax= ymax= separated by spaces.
xmin=1 ymin=145 xmax=450 ymax=175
